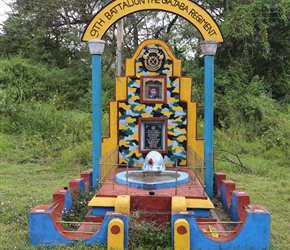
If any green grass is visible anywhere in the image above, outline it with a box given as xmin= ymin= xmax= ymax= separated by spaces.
xmin=215 ymin=169 xmax=290 ymax=249
xmin=0 ymin=131 xmax=289 ymax=249
xmin=0 ymin=162 xmax=90 ymax=250
xmin=214 ymin=130 xmax=290 ymax=250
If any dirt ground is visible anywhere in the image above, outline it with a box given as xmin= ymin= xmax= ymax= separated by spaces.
xmin=212 ymin=196 xmax=237 ymax=231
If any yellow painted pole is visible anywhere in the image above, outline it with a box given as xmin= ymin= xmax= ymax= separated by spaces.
xmin=174 ymin=219 xmax=190 ymax=250
xmin=107 ymin=218 xmax=124 ymax=250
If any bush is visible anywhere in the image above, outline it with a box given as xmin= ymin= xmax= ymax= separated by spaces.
xmin=129 ymin=211 xmax=171 ymax=249
xmin=62 ymin=190 xmax=95 ymax=229
xmin=0 ymin=99 xmax=92 ymax=165
xmin=51 ymin=140 xmax=92 ymax=170
xmin=0 ymin=56 xmax=91 ymax=111
xmin=1 ymin=100 xmax=91 ymax=140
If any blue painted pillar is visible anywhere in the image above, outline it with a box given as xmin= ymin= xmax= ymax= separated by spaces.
xmin=88 ymin=40 xmax=106 ymax=190
xmin=201 ymin=40 xmax=219 ymax=200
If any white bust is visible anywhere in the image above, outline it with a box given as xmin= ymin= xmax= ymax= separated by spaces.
xmin=142 ymin=151 xmax=166 ymax=171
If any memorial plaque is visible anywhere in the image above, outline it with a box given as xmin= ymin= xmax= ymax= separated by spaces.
xmin=144 ymin=123 xmax=163 ymax=150
xmin=139 ymin=118 xmax=167 ymax=153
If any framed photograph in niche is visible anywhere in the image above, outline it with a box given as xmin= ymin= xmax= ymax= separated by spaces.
xmin=139 ymin=118 xmax=168 ymax=153
xmin=140 ymin=76 xmax=166 ymax=104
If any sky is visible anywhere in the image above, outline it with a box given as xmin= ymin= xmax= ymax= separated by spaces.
xmin=0 ymin=0 xmax=11 ymax=25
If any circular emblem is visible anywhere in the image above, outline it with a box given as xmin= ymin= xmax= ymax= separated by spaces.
xmin=142 ymin=48 xmax=165 ymax=72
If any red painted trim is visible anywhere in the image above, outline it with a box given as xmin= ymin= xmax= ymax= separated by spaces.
xmin=130 ymin=195 xmax=172 ymax=211
xmin=69 ymin=178 xmax=84 ymax=191
xmin=223 ymin=180 xmax=236 ymax=208
xmin=140 ymin=75 xmax=167 ymax=104
xmin=69 ymin=178 xmax=84 ymax=202
xmin=81 ymin=170 xmax=92 ymax=190
xmin=111 ymin=225 xmax=121 ymax=234
xmin=196 ymin=218 xmax=217 ymax=223
xmin=232 ymin=190 xmax=250 ymax=222
xmin=53 ymin=188 xmax=69 ymax=217
xmin=215 ymin=172 xmax=226 ymax=195
xmin=177 ymin=225 xmax=188 ymax=234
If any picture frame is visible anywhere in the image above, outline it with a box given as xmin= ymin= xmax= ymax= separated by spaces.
xmin=138 ymin=118 xmax=168 ymax=153
xmin=140 ymin=76 xmax=166 ymax=104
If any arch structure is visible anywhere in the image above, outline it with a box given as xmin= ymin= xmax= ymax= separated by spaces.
xmin=82 ymin=0 xmax=223 ymax=42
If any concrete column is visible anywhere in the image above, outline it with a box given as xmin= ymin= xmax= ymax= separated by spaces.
xmin=88 ymin=39 xmax=106 ymax=190
xmin=201 ymin=40 xmax=219 ymax=199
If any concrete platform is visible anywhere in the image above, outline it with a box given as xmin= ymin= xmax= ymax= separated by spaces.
xmin=89 ymin=167 xmax=214 ymax=218
xmin=96 ymin=167 xmax=208 ymax=198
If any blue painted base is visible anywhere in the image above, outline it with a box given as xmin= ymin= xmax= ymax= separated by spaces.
xmin=92 ymin=207 xmax=114 ymax=216
xmin=172 ymin=208 xmax=270 ymax=250
xmin=29 ymin=209 xmax=129 ymax=247
xmin=187 ymin=208 xmax=210 ymax=218
xmin=115 ymin=170 xmax=189 ymax=190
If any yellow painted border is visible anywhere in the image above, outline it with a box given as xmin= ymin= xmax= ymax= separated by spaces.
xmin=88 ymin=197 xmax=116 ymax=207
xmin=82 ymin=0 xmax=223 ymax=42
xmin=186 ymin=197 xmax=214 ymax=209
xmin=115 ymin=195 xmax=130 ymax=213
xmin=172 ymin=196 xmax=187 ymax=212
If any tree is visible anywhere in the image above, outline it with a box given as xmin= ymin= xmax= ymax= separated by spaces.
xmin=0 ymin=0 xmax=101 ymax=66
xmin=0 ymin=0 xmax=288 ymax=113
xmin=212 ymin=0 xmax=289 ymax=128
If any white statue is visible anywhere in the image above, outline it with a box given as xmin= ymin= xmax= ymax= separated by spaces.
xmin=142 ymin=151 xmax=166 ymax=171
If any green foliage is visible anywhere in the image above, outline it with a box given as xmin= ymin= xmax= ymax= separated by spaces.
xmin=215 ymin=100 xmax=290 ymax=172
xmin=62 ymin=190 xmax=95 ymax=228
xmin=0 ymin=99 xmax=92 ymax=167
xmin=0 ymin=162 xmax=104 ymax=250
xmin=129 ymin=211 xmax=171 ymax=250
xmin=0 ymin=56 xmax=91 ymax=110
xmin=0 ymin=57 xmax=48 ymax=103
xmin=1 ymin=99 xmax=90 ymax=140
xmin=217 ymin=0 xmax=290 ymax=103
xmin=214 ymin=136 xmax=290 ymax=249
xmin=214 ymin=90 xmax=290 ymax=166
xmin=50 ymin=140 xmax=92 ymax=170
xmin=0 ymin=0 xmax=94 ymax=67
xmin=102 ymin=72 xmax=115 ymax=113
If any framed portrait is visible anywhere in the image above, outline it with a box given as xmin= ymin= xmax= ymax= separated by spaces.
xmin=138 ymin=118 xmax=168 ymax=153
xmin=140 ymin=76 xmax=166 ymax=104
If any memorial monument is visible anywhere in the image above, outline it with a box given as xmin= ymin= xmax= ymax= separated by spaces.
xmin=29 ymin=1 xmax=270 ymax=249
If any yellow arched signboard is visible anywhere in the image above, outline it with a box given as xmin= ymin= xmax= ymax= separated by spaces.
xmin=82 ymin=0 xmax=223 ymax=42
